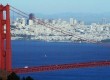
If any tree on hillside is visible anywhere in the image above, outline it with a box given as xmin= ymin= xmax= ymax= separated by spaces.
xmin=7 ymin=72 xmax=20 ymax=80
xmin=7 ymin=72 xmax=34 ymax=80
xmin=0 ymin=77 xmax=2 ymax=80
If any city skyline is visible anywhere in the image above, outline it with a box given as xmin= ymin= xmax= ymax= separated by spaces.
xmin=1 ymin=0 xmax=110 ymax=14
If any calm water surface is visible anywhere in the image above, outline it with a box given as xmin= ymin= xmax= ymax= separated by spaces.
xmin=12 ymin=40 xmax=110 ymax=80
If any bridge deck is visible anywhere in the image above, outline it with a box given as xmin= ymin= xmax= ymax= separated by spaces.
xmin=12 ymin=61 xmax=110 ymax=74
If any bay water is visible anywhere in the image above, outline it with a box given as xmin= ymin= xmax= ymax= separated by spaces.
xmin=12 ymin=40 xmax=110 ymax=80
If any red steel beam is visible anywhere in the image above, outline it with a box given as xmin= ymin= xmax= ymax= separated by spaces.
xmin=0 ymin=4 xmax=6 ymax=70
xmin=0 ymin=5 xmax=2 ymax=69
xmin=5 ymin=4 xmax=12 ymax=72
xmin=12 ymin=61 xmax=110 ymax=74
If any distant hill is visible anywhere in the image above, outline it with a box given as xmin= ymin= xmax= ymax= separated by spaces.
xmin=35 ymin=13 xmax=110 ymax=24
xmin=10 ymin=12 xmax=110 ymax=25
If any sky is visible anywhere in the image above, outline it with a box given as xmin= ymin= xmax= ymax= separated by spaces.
xmin=1 ymin=0 xmax=110 ymax=14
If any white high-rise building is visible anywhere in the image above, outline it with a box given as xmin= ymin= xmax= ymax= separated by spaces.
xmin=73 ymin=19 xmax=77 ymax=24
xmin=21 ymin=18 xmax=26 ymax=26
xmin=28 ymin=20 xmax=34 ymax=25
xmin=52 ymin=20 xmax=56 ymax=24
xmin=70 ymin=18 xmax=74 ymax=25
xmin=70 ymin=18 xmax=77 ymax=25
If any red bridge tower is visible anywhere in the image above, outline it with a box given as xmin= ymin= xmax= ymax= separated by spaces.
xmin=0 ymin=4 xmax=12 ymax=73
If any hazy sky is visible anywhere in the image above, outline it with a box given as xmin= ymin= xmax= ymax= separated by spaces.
xmin=1 ymin=0 xmax=110 ymax=14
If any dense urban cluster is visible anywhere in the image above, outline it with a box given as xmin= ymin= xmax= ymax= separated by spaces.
xmin=11 ymin=17 xmax=110 ymax=42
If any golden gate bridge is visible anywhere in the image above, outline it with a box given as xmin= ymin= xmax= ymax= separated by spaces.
xmin=0 ymin=4 xmax=110 ymax=79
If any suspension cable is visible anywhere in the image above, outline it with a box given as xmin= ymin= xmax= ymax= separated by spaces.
xmin=10 ymin=5 xmax=29 ymax=16
xmin=10 ymin=9 xmax=28 ymax=18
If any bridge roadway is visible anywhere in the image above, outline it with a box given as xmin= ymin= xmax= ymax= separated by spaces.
xmin=12 ymin=61 xmax=110 ymax=74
